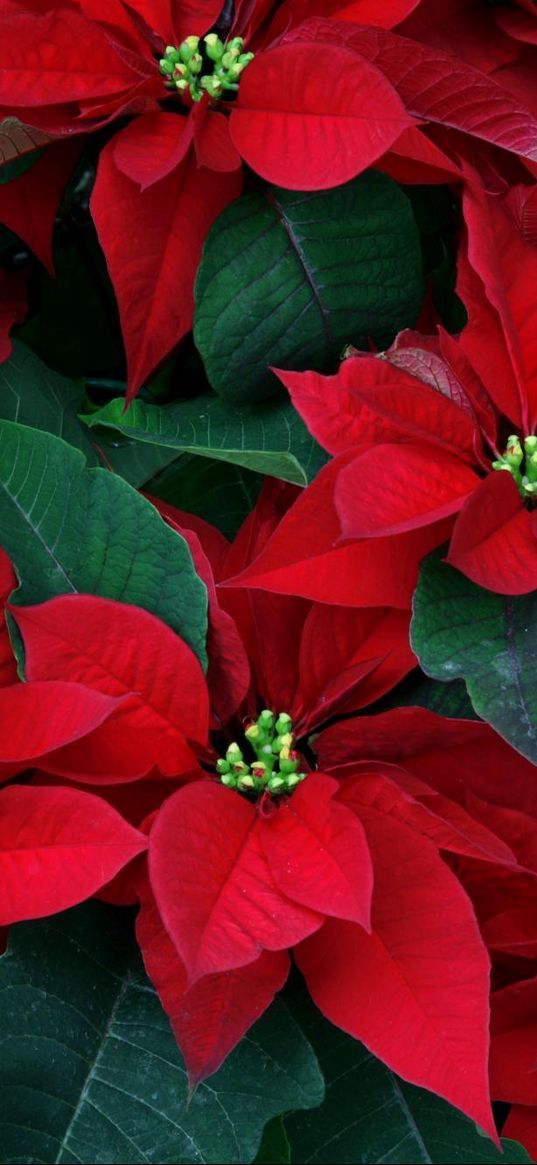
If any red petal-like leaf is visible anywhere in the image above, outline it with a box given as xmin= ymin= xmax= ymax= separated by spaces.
xmin=137 ymin=878 xmax=289 ymax=1084
xmin=113 ymin=112 xmax=192 ymax=189
xmin=13 ymin=595 xmax=209 ymax=777
xmin=223 ymin=452 xmax=452 ymax=607
xmin=0 ymin=10 xmax=148 ymax=107
xmin=314 ymin=708 xmax=537 ymax=816
xmin=0 ymin=784 xmax=147 ymax=924
xmin=503 ymin=1106 xmax=537 ymax=1159
xmin=296 ymin=806 xmax=495 ymax=1140
xmin=287 ymin=20 xmax=537 ymax=163
xmin=0 ymin=681 xmax=125 ymax=777
xmin=91 ymin=144 xmax=242 ymax=396
xmin=0 ymin=141 xmax=79 ymax=271
xmin=149 ymin=781 xmax=323 ymax=981
xmin=230 ymin=42 xmax=412 ymax=190
xmin=336 ymin=442 xmax=478 ymax=538
xmin=297 ymin=606 xmax=414 ymax=731
xmin=448 ymin=471 xmax=537 ymax=594
xmin=260 ymin=773 xmax=373 ymax=927
xmin=491 ymin=975 xmax=537 ymax=1104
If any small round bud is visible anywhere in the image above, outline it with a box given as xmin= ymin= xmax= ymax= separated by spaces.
xmin=238 ymin=774 xmax=255 ymax=790
xmin=275 ymin=713 xmax=292 ymax=735
xmin=216 ymin=758 xmax=230 ymax=775
xmin=221 ymin=772 xmax=237 ymax=788
xmin=267 ymin=775 xmax=285 ymax=792
xmin=226 ymin=742 xmax=243 ymax=763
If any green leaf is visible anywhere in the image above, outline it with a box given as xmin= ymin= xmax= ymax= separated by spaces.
xmin=374 ymin=670 xmax=475 ymax=720
xmin=0 ymin=341 xmax=185 ymax=489
xmin=284 ymin=988 xmax=531 ymax=1164
xmin=146 ymin=453 xmax=262 ymax=540
xmin=0 ymin=904 xmax=324 ymax=1164
xmin=0 ymin=341 xmax=99 ymax=464
xmin=254 ymin=1117 xmax=291 ymax=1164
xmin=411 ymin=551 xmax=537 ymax=763
xmin=0 ymin=420 xmax=207 ymax=664
xmin=85 ymin=392 xmax=329 ymax=486
xmin=0 ymin=148 xmax=42 ymax=185
xmin=194 ymin=172 xmax=424 ymax=404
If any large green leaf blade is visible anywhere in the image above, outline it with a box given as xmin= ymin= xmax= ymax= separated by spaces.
xmin=0 ymin=905 xmax=324 ymax=1165
xmin=0 ymin=420 xmax=207 ymax=663
xmin=194 ymin=172 xmax=424 ymax=403
xmin=285 ymin=990 xmax=532 ymax=1164
xmin=0 ymin=342 xmax=184 ymax=489
xmin=411 ymin=551 xmax=537 ymax=762
xmin=85 ymin=392 xmax=329 ymax=486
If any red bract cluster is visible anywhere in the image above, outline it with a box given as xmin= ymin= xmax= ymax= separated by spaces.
xmin=2 ymin=0 xmax=537 ymax=1158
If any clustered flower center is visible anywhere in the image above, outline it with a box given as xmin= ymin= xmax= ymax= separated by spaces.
xmin=216 ymin=710 xmax=307 ymax=797
xmin=492 ymin=434 xmax=537 ymax=499
xmin=159 ymin=34 xmax=254 ymax=102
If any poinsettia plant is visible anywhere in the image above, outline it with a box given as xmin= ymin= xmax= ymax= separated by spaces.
xmin=2 ymin=0 xmax=537 ymax=1162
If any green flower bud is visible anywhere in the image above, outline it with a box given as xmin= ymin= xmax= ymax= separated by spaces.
xmin=216 ymin=758 xmax=230 ymax=775
xmin=159 ymin=58 xmax=175 ymax=75
xmin=238 ymin=774 xmax=255 ymax=790
xmin=275 ymin=713 xmax=292 ymax=735
xmin=284 ymin=772 xmax=302 ymax=790
xmin=221 ymin=772 xmax=237 ymax=788
xmin=267 ymin=775 xmax=285 ymax=792
xmin=165 ymin=45 xmax=181 ymax=62
xmin=175 ymin=78 xmax=189 ymax=91
xmin=226 ymin=742 xmax=243 ymax=763
xmin=259 ymin=709 xmax=275 ymax=731
xmin=245 ymin=722 xmax=260 ymax=743
xmin=204 ymin=33 xmax=224 ymax=61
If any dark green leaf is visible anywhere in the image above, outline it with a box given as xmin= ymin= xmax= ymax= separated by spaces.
xmin=146 ymin=454 xmax=262 ymax=540
xmin=0 ymin=420 xmax=207 ymax=664
xmin=0 ymin=341 xmax=184 ymax=488
xmin=0 ymin=149 xmax=42 ymax=185
xmin=0 ymin=905 xmax=324 ymax=1164
xmin=373 ymin=669 xmax=476 ymax=720
xmin=0 ymin=341 xmax=98 ymax=463
xmin=411 ymin=551 xmax=537 ymax=763
xmin=85 ymin=392 xmax=329 ymax=486
xmin=254 ymin=1117 xmax=291 ymax=1164
xmin=18 ymin=227 xmax=124 ymax=379
xmin=194 ymin=172 xmax=424 ymax=403
xmin=284 ymin=989 xmax=531 ymax=1164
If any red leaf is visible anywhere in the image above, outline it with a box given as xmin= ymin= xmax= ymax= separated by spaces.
xmin=0 ymin=141 xmax=79 ymax=271
xmin=340 ymin=771 xmax=520 ymax=868
xmin=113 ymin=112 xmax=192 ymax=189
xmin=91 ymin=144 xmax=242 ymax=396
xmin=222 ymin=452 xmax=452 ymax=607
xmin=287 ymin=19 xmax=537 ymax=163
xmin=296 ymin=806 xmax=495 ymax=1140
xmin=0 ymin=10 xmax=149 ymax=108
xmin=503 ymin=1106 xmax=537 ymax=1160
xmin=260 ymin=773 xmax=373 ymax=927
xmin=336 ymin=442 xmax=478 ymax=538
xmin=461 ymin=178 xmax=537 ymax=431
xmin=491 ymin=975 xmax=537 ymax=1104
xmin=0 ymin=784 xmax=147 ymax=924
xmin=136 ymin=878 xmax=289 ymax=1084
xmin=192 ymin=104 xmax=242 ymax=173
xmin=315 ymin=707 xmax=537 ymax=816
xmin=0 ymin=681 xmax=125 ymax=777
xmin=230 ymin=41 xmax=412 ymax=190
xmin=278 ymin=351 xmax=478 ymax=460
xmin=296 ymin=606 xmax=415 ymax=731
xmin=13 ymin=595 xmax=209 ymax=778
xmin=448 ymin=471 xmax=537 ymax=594
xmin=149 ymin=781 xmax=323 ymax=981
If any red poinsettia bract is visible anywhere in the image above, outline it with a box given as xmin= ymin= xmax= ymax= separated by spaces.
xmin=3 ymin=493 xmax=537 ymax=1140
